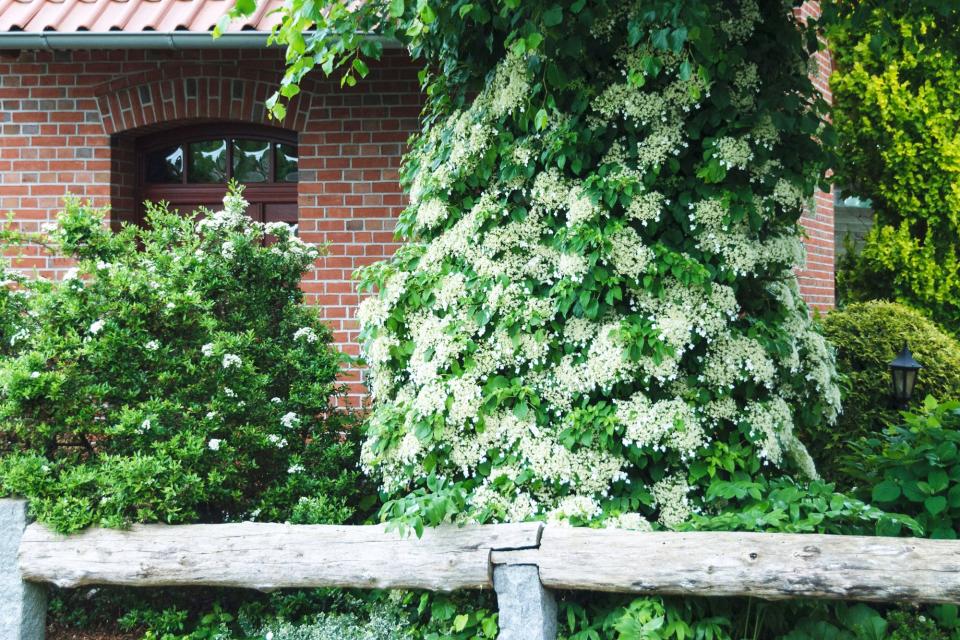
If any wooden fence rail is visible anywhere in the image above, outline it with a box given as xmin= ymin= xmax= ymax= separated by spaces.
xmin=19 ymin=520 xmax=543 ymax=592
xmin=5 ymin=498 xmax=960 ymax=640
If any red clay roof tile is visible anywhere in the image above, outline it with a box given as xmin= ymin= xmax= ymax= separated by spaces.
xmin=0 ymin=0 xmax=283 ymax=32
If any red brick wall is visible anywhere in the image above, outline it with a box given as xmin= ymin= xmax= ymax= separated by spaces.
xmin=797 ymin=0 xmax=836 ymax=310
xmin=0 ymin=30 xmax=835 ymax=400
xmin=0 ymin=47 xmax=421 ymax=401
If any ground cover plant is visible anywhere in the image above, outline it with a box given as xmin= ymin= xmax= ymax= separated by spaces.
xmin=845 ymin=397 xmax=960 ymax=540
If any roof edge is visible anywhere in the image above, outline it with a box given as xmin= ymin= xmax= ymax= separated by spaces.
xmin=0 ymin=31 xmax=400 ymax=50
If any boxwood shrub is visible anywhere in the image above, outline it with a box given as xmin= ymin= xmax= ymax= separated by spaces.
xmin=808 ymin=301 xmax=960 ymax=481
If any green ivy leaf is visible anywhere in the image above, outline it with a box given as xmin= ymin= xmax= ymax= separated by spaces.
xmin=948 ymin=483 xmax=960 ymax=508
xmin=535 ymin=108 xmax=549 ymax=130
xmin=871 ymin=480 xmax=901 ymax=503
xmin=431 ymin=598 xmax=456 ymax=621
xmin=926 ymin=495 xmax=948 ymax=516
xmin=543 ymin=5 xmax=563 ymax=27
xmin=234 ymin=0 xmax=256 ymax=15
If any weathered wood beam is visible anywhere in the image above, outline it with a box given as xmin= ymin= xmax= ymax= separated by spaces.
xmin=20 ymin=519 xmax=960 ymax=605
xmin=498 ymin=528 xmax=960 ymax=604
xmin=19 ymin=521 xmax=543 ymax=592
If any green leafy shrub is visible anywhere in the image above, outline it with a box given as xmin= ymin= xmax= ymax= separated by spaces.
xmin=687 ymin=476 xmax=915 ymax=536
xmin=844 ymin=397 xmax=960 ymax=539
xmin=783 ymin=603 xmax=960 ymax=640
xmin=784 ymin=603 xmax=913 ymax=640
xmin=0 ymin=187 xmax=367 ymax=532
xmin=558 ymin=596 xmax=734 ymax=640
xmin=806 ymin=301 xmax=960 ymax=481
xmin=826 ymin=3 xmax=960 ymax=326
xmin=885 ymin=608 xmax=951 ymax=640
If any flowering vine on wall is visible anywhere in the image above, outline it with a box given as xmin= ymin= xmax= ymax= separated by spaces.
xmin=324 ymin=0 xmax=845 ymax=533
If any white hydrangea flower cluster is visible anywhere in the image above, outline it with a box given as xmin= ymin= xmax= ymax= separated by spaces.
xmin=615 ymin=393 xmax=706 ymax=457
xmin=712 ymin=136 xmax=754 ymax=170
xmin=607 ymin=227 xmax=654 ymax=279
xmin=743 ymin=396 xmax=795 ymax=465
xmin=732 ymin=62 xmax=761 ymax=110
xmin=627 ymin=191 xmax=666 ymax=226
xmin=357 ymin=0 xmax=839 ymax=532
xmin=486 ymin=51 xmax=531 ymax=118
xmin=603 ymin=512 xmax=654 ymax=532
xmin=702 ymin=334 xmax=777 ymax=390
xmin=651 ymin=475 xmax=693 ymax=529
xmin=415 ymin=198 xmax=448 ymax=230
xmin=408 ymin=53 xmax=531 ymax=204
xmin=721 ymin=0 xmax=762 ymax=44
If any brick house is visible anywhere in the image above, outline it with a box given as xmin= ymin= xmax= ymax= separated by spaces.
xmin=0 ymin=0 xmax=836 ymax=401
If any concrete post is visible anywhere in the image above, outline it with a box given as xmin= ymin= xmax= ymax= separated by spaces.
xmin=0 ymin=500 xmax=45 ymax=640
xmin=493 ymin=564 xmax=557 ymax=640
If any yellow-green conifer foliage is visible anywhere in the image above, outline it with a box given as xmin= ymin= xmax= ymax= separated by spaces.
xmin=829 ymin=5 xmax=960 ymax=325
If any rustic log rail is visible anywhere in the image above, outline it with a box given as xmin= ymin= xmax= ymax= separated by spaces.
xmin=5 ymin=498 xmax=960 ymax=640
xmin=18 ymin=520 xmax=544 ymax=592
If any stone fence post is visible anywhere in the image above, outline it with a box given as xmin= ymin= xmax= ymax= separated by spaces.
xmin=0 ymin=499 xmax=45 ymax=640
xmin=493 ymin=564 xmax=557 ymax=640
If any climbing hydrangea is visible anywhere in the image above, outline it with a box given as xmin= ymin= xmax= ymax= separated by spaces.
xmin=354 ymin=0 xmax=838 ymax=533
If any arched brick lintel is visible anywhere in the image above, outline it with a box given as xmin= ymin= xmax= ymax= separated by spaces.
xmin=93 ymin=64 xmax=312 ymax=135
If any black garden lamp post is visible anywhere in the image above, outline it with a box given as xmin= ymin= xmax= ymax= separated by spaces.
xmin=889 ymin=343 xmax=922 ymax=409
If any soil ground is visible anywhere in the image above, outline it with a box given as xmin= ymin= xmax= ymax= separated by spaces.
xmin=47 ymin=623 xmax=139 ymax=640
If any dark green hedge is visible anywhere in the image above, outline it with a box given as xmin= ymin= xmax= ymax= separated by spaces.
xmin=806 ymin=301 xmax=960 ymax=481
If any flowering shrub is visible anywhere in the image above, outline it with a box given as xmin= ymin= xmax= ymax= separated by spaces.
xmin=233 ymin=0 xmax=845 ymax=634
xmin=0 ymin=186 xmax=366 ymax=533
xmin=348 ymin=0 xmax=840 ymax=535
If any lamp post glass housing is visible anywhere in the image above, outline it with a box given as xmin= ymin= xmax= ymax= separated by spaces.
xmin=889 ymin=344 xmax=922 ymax=409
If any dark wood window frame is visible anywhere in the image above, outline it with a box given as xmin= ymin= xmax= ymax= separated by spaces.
xmin=135 ymin=123 xmax=298 ymax=227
